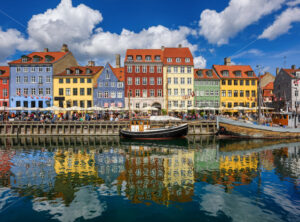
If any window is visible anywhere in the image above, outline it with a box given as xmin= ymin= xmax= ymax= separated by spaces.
xmin=23 ymin=88 xmax=28 ymax=95
xmin=158 ymin=89 xmax=162 ymax=97
xmin=73 ymin=101 xmax=78 ymax=107
xmin=97 ymin=91 xmax=102 ymax=98
xmin=66 ymin=88 xmax=71 ymax=96
xmin=167 ymin=58 xmax=172 ymax=62
xmin=87 ymin=88 xmax=92 ymax=95
xmin=176 ymin=58 xmax=181 ymax=63
xmin=117 ymin=92 xmax=122 ymax=98
xmin=16 ymin=101 xmax=21 ymax=107
xmin=31 ymin=76 xmax=36 ymax=83
xmin=168 ymin=89 xmax=171 ymax=96
xmin=127 ymin=65 xmax=132 ymax=73
xmin=167 ymin=66 xmax=171 ymax=73
xmin=46 ymin=67 xmax=51 ymax=72
xmin=228 ymin=90 xmax=232 ymax=97
xmin=127 ymin=77 xmax=132 ymax=85
xmin=251 ymin=102 xmax=256 ymax=107
xmin=59 ymin=78 xmax=63 ymax=84
xmin=87 ymin=78 xmax=92 ymax=83
xmin=157 ymin=77 xmax=162 ymax=85
xmin=23 ymin=67 xmax=28 ymax=72
xmin=135 ymin=77 xmax=140 ymax=85
xmin=222 ymin=70 xmax=229 ymax=77
xmin=87 ymin=101 xmax=92 ymax=108
xmin=80 ymin=78 xmax=85 ymax=84
xmin=24 ymin=76 xmax=28 ymax=83
xmin=117 ymin=82 xmax=123 ymax=88
xmin=16 ymin=67 xmax=21 ymax=73
xmin=136 ymin=55 xmax=142 ymax=61
xmin=3 ymin=89 xmax=7 ymax=97
xmin=234 ymin=102 xmax=238 ymax=107
xmin=234 ymin=90 xmax=238 ymax=97
xmin=185 ymin=58 xmax=190 ymax=63
xmin=80 ymin=100 xmax=85 ymax=108
xmin=142 ymin=77 xmax=147 ymax=85
xmin=37 ymin=88 xmax=42 ymax=95
xmin=46 ymin=88 xmax=51 ymax=95
xmin=246 ymin=90 xmax=250 ymax=97
xmin=111 ymin=92 xmax=116 ymax=98
xmin=16 ymin=88 xmax=21 ymax=96
xmin=75 ymin=69 xmax=80 ymax=74
xmin=45 ymin=76 xmax=51 ymax=83
xmin=145 ymin=55 xmax=151 ymax=61
xmin=174 ymin=77 xmax=178 ymax=84
xmin=247 ymin=71 xmax=254 ymax=77
xmin=246 ymin=80 xmax=250 ymax=86
xmin=181 ymin=89 xmax=185 ymax=96
xmin=234 ymin=80 xmax=238 ymax=85
xmin=215 ymin=90 xmax=219 ymax=96
xmin=251 ymin=80 xmax=256 ymax=86
xmin=174 ymin=89 xmax=178 ymax=96
xmin=143 ymin=89 xmax=147 ymax=97
xmin=173 ymin=101 xmax=178 ymax=107
xmin=240 ymin=90 xmax=244 ymax=97
xmin=150 ymin=89 xmax=155 ymax=97
xmin=135 ymin=66 xmax=140 ymax=73
xmin=142 ymin=65 xmax=147 ymax=73
xmin=205 ymin=90 xmax=210 ymax=96
xmin=16 ymin=76 xmax=21 ymax=83
xmin=157 ymin=66 xmax=162 ymax=73
xmin=168 ymin=101 xmax=172 ymax=108
xmin=240 ymin=80 xmax=244 ymax=86
xmin=228 ymin=80 xmax=232 ymax=85
xmin=188 ymin=100 xmax=192 ymax=107
xmin=228 ymin=102 xmax=232 ymax=108
xmin=187 ymin=67 xmax=191 ymax=73
xmin=30 ymin=67 xmax=35 ymax=72
xmin=180 ymin=101 xmax=185 ymax=108
xmin=143 ymin=102 xmax=147 ymax=108
xmin=2 ymin=79 xmax=7 ymax=84
xmin=187 ymin=78 xmax=192 ymax=84
xmin=73 ymin=78 xmax=77 ymax=83
xmin=104 ymin=91 xmax=108 ymax=98
xmin=252 ymin=90 xmax=256 ymax=97
xmin=106 ymin=73 xmax=110 ymax=79
xmin=38 ymin=67 xmax=43 ymax=72
xmin=135 ymin=103 xmax=140 ymax=109
xmin=188 ymin=89 xmax=192 ymax=96
xmin=127 ymin=55 xmax=133 ymax=61
xmin=181 ymin=66 xmax=185 ymax=73
xmin=174 ymin=66 xmax=178 ymax=73
xmin=150 ymin=77 xmax=154 ymax=85
xmin=99 ymin=82 xmax=103 ymax=87
xmin=65 ymin=78 xmax=70 ymax=84
xmin=73 ymin=88 xmax=78 ymax=96
xmin=210 ymin=90 xmax=214 ymax=96
xmin=222 ymin=90 xmax=226 ymax=97
xmin=59 ymin=88 xmax=63 ymax=96
xmin=181 ymin=78 xmax=185 ymax=84
xmin=111 ymin=82 xmax=115 ymax=87
xmin=37 ymin=76 xmax=42 ymax=84
xmin=80 ymin=88 xmax=85 ymax=96
xmin=135 ymin=89 xmax=140 ymax=97
xmin=222 ymin=80 xmax=226 ymax=85
xmin=168 ymin=78 xmax=171 ymax=84
xmin=149 ymin=66 xmax=154 ymax=73
xmin=235 ymin=71 xmax=241 ymax=77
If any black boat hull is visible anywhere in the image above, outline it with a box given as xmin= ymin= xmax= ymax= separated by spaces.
xmin=120 ymin=123 xmax=188 ymax=139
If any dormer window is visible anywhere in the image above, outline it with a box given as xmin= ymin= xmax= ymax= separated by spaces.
xmin=145 ymin=55 xmax=151 ymax=61
xmin=247 ymin=71 xmax=254 ymax=77
xmin=66 ymin=69 xmax=71 ymax=75
xmin=33 ymin=56 xmax=42 ymax=63
xmin=136 ymin=55 xmax=142 ymax=61
xmin=0 ymin=70 xmax=3 ymax=75
xmin=185 ymin=58 xmax=190 ymax=63
xmin=75 ymin=69 xmax=80 ymax=74
xmin=222 ymin=70 xmax=229 ymax=77
xmin=127 ymin=55 xmax=133 ymax=61
xmin=45 ymin=55 xmax=54 ymax=62
xmin=296 ymin=72 xmax=300 ymax=78
xmin=167 ymin=58 xmax=172 ymax=62
xmin=235 ymin=70 xmax=241 ymax=77
xmin=176 ymin=58 xmax=181 ymax=63
xmin=197 ymin=70 xmax=203 ymax=77
xmin=21 ymin=56 xmax=28 ymax=63
xmin=206 ymin=70 xmax=212 ymax=77
xmin=155 ymin=55 xmax=161 ymax=61
xmin=86 ymin=68 xmax=91 ymax=74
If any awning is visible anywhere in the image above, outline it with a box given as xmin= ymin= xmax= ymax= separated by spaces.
xmin=104 ymin=103 xmax=109 ymax=108
xmin=118 ymin=102 xmax=123 ymax=108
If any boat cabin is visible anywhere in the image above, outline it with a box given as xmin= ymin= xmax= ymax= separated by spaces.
xmin=129 ymin=119 xmax=150 ymax=132
xmin=272 ymin=112 xmax=300 ymax=127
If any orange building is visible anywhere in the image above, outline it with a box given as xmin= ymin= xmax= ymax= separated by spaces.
xmin=0 ymin=66 xmax=9 ymax=107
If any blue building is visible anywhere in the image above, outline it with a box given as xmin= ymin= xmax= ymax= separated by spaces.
xmin=93 ymin=63 xmax=125 ymax=108
xmin=8 ymin=44 xmax=77 ymax=109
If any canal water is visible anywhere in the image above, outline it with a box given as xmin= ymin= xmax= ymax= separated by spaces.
xmin=0 ymin=136 xmax=299 ymax=222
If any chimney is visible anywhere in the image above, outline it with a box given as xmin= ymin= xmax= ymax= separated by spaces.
xmin=44 ymin=48 xmax=49 ymax=52
xmin=61 ymin=43 xmax=69 ymax=52
xmin=88 ymin=61 xmax=95 ymax=67
xmin=178 ymin=44 xmax=182 ymax=48
xmin=292 ymin=65 xmax=296 ymax=69
xmin=115 ymin=54 xmax=120 ymax=68
xmin=276 ymin=67 xmax=279 ymax=75
xmin=161 ymin=46 xmax=165 ymax=51
xmin=224 ymin=57 xmax=231 ymax=66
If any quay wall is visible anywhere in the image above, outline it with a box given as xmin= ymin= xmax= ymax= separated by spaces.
xmin=0 ymin=121 xmax=217 ymax=136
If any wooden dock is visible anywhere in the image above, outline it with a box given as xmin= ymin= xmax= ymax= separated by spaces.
xmin=0 ymin=120 xmax=217 ymax=136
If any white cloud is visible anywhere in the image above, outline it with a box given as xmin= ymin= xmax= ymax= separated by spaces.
xmin=199 ymin=0 xmax=285 ymax=45
xmin=194 ymin=56 xmax=206 ymax=68
xmin=259 ymin=7 xmax=300 ymax=40
xmin=287 ymin=0 xmax=300 ymax=7
xmin=232 ymin=49 xmax=264 ymax=59
xmin=0 ymin=0 xmax=201 ymax=65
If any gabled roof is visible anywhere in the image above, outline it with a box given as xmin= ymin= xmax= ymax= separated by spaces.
xmin=109 ymin=64 xmax=124 ymax=81
xmin=282 ymin=68 xmax=300 ymax=78
xmin=125 ymin=49 xmax=163 ymax=63
xmin=213 ymin=65 xmax=258 ymax=79
xmin=194 ymin=68 xmax=219 ymax=80
xmin=263 ymin=82 xmax=274 ymax=90
xmin=55 ymin=66 xmax=103 ymax=76
xmin=163 ymin=47 xmax=193 ymax=66
xmin=0 ymin=66 xmax=9 ymax=78
xmin=9 ymin=52 xmax=69 ymax=64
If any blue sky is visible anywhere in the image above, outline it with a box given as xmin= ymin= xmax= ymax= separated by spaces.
xmin=0 ymin=0 xmax=300 ymax=74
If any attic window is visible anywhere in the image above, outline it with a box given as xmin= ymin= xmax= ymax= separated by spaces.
xmin=235 ymin=70 xmax=241 ymax=77
xmin=33 ymin=56 xmax=41 ymax=63
xmin=145 ymin=55 xmax=151 ymax=61
xmin=206 ymin=70 xmax=212 ymax=77
xmin=176 ymin=58 xmax=181 ymax=63
xmin=155 ymin=55 xmax=161 ymax=61
xmin=222 ymin=70 xmax=229 ymax=77
xmin=197 ymin=70 xmax=203 ymax=77
xmin=167 ymin=58 xmax=172 ymax=62
xmin=127 ymin=55 xmax=133 ymax=61
xmin=247 ymin=71 xmax=254 ymax=77
xmin=21 ymin=56 xmax=28 ymax=63
xmin=185 ymin=58 xmax=190 ymax=63
xmin=75 ymin=69 xmax=80 ymax=74
xmin=45 ymin=55 xmax=54 ymax=62
xmin=66 ymin=69 xmax=71 ymax=74
xmin=86 ymin=68 xmax=91 ymax=74
xmin=136 ymin=55 xmax=142 ymax=61
xmin=0 ymin=70 xmax=3 ymax=75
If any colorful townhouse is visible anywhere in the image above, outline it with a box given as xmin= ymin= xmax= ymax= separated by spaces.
xmin=93 ymin=60 xmax=125 ymax=108
xmin=194 ymin=69 xmax=220 ymax=109
xmin=163 ymin=45 xmax=194 ymax=111
xmin=8 ymin=44 xmax=77 ymax=109
xmin=213 ymin=57 xmax=258 ymax=110
xmin=124 ymin=49 xmax=164 ymax=110
xmin=53 ymin=62 xmax=103 ymax=108
xmin=0 ymin=66 xmax=9 ymax=107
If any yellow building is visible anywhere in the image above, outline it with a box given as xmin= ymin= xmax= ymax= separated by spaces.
xmin=213 ymin=57 xmax=258 ymax=110
xmin=53 ymin=62 xmax=103 ymax=109
xmin=163 ymin=46 xmax=194 ymax=111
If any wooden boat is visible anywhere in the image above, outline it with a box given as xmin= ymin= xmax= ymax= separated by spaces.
xmin=217 ymin=116 xmax=300 ymax=139
xmin=119 ymin=117 xmax=188 ymax=139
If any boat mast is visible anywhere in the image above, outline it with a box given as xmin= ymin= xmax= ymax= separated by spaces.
xmin=257 ymin=65 xmax=262 ymax=123
xmin=166 ymin=82 xmax=169 ymax=114
xmin=128 ymin=88 xmax=131 ymax=120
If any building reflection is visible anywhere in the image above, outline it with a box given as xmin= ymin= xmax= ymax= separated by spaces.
xmin=0 ymin=150 xmax=15 ymax=187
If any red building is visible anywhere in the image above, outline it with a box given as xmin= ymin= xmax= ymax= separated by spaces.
xmin=124 ymin=49 xmax=164 ymax=111
xmin=262 ymin=82 xmax=274 ymax=103
xmin=0 ymin=66 xmax=9 ymax=107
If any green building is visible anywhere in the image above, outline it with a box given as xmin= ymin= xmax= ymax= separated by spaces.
xmin=194 ymin=69 xmax=220 ymax=109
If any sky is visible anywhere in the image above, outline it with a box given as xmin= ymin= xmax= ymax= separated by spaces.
xmin=0 ymin=0 xmax=300 ymax=74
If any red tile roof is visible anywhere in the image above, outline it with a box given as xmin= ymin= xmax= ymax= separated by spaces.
xmin=282 ymin=68 xmax=300 ymax=78
xmin=9 ymin=52 xmax=69 ymax=64
xmin=0 ymin=66 xmax=9 ymax=78
xmin=213 ymin=65 xmax=258 ymax=79
xmin=55 ymin=66 xmax=103 ymax=76
xmin=125 ymin=49 xmax=163 ymax=63
xmin=109 ymin=64 xmax=124 ymax=81
xmin=263 ymin=82 xmax=274 ymax=90
xmin=263 ymin=90 xmax=273 ymax=97
xmin=194 ymin=68 xmax=219 ymax=80
xmin=163 ymin=47 xmax=193 ymax=66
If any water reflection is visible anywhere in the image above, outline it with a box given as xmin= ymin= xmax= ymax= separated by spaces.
xmin=0 ymin=136 xmax=299 ymax=222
